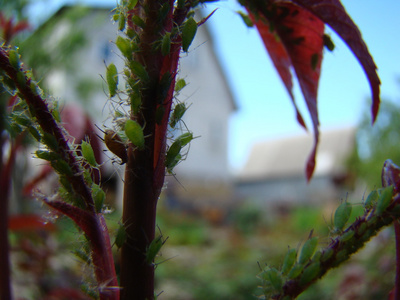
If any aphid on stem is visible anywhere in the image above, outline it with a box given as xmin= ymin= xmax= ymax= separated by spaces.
xmin=95 ymin=124 xmax=128 ymax=165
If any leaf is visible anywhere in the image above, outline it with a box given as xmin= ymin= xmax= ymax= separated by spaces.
xmin=248 ymin=12 xmax=307 ymax=130
xmin=249 ymin=3 xmax=324 ymax=180
xmin=291 ymin=0 xmax=381 ymax=122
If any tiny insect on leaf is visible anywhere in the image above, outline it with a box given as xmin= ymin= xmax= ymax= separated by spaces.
xmin=125 ymin=119 xmax=145 ymax=150
xmin=182 ymin=17 xmax=197 ymax=52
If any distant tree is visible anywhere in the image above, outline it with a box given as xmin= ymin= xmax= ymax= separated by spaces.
xmin=348 ymin=98 xmax=400 ymax=188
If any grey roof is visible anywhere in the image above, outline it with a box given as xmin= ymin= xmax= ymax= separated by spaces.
xmin=239 ymin=127 xmax=356 ymax=181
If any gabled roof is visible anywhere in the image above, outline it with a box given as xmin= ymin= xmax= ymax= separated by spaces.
xmin=238 ymin=127 xmax=356 ymax=181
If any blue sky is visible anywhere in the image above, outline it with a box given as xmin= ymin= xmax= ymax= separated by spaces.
xmin=28 ymin=0 xmax=400 ymax=171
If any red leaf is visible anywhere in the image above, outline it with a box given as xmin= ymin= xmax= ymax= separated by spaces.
xmin=249 ymin=11 xmax=307 ymax=130
xmin=8 ymin=214 xmax=56 ymax=232
xmin=252 ymin=3 xmax=324 ymax=180
xmin=291 ymin=0 xmax=381 ymax=122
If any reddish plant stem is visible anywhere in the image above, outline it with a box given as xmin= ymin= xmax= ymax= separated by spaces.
xmin=394 ymin=220 xmax=400 ymax=300
xmin=0 ymin=48 xmax=118 ymax=299
xmin=0 ymin=144 xmax=16 ymax=300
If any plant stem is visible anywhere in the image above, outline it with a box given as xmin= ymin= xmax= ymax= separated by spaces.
xmin=394 ymin=220 xmax=400 ymax=300
xmin=120 ymin=146 xmax=158 ymax=300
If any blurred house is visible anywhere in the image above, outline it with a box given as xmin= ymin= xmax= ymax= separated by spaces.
xmin=236 ymin=127 xmax=357 ymax=207
xmin=25 ymin=5 xmax=237 ymax=211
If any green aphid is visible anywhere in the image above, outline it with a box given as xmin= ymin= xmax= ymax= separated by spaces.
xmin=91 ymin=184 xmax=105 ymax=213
xmin=181 ymin=17 xmax=197 ymax=52
xmin=237 ymin=11 xmax=253 ymax=28
xmin=298 ymin=237 xmax=318 ymax=264
xmin=35 ymin=150 xmax=60 ymax=162
xmin=287 ymin=263 xmax=303 ymax=279
xmin=158 ymin=2 xmax=170 ymax=22
xmin=125 ymin=119 xmax=145 ymax=150
xmin=29 ymin=81 xmax=41 ymax=96
xmin=170 ymin=103 xmax=187 ymax=128
xmin=16 ymin=71 xmax=26 ymax=86
xmin=8 ymin=49 xmax=21 ymax=70
xmin=114 ymin=224 xmax=127 ymax=249
xmin=376 ymin=185 xmax=394 ymax=215
xmin=264 ymin=268 xmax=282 ymax=292
xmin=339 ymin=230 xmax=355 ymax=242
xmin=130 ymin=61 xmax=149 ymax=82
xmin=41 ymin=132 xmax=59 ymax=151
xmin=116 ymin=36 xmax=132 ymax=59
xmin=175 ymin=132 xmax=193 ymax=147
xmin=155 ymin=105 xmax=165 ymax=125
xmin=132 ymin=15 xmax=146 ymax=28
xmin=118 ymin=13 xmax=126 ymax=31
xmin=130 ymin=91 xmax=141 ymax=115
xmin=128 ymin=0 xmax=138 ymax=9
xmin=51 ymin=102 xmax=61 ymax=123
xmin=323 ymin=34 xmax=335 ymax=51
xmin=166 ymin=140 xmax=183 ymax=171
xmin=281 ymin=248 xmax=297 ymax=275
xmin=81 ymin=140 xmax=98 ymax=167
xmin=334 ymin=202 xmax=352 ymax=232
xmin=299 ymin=262 xmax=320 ymax=286
xmin=157 ymin=72 xmax=172 ymax=102
xmin=357 ymin=222 xmax=367 ymax=236
xmin=320 ymin=248 xmax=333 ymax=262
xmin=106 ymin=63 xmax=118 ymax=97
xmin=13 ymin=113 xmax=32 ymax=127
xmin=145 ymin=235 xmax=165 ymax=265
xmin=161 ymin=32 xmax=171 ymax=56
xmin=174 ymin=78 xmax=186 ymax=93
xmin=51 ymin=159 xmax=73 ymax=177
xmin=364 ymin=190 xmax=379 ymax=209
